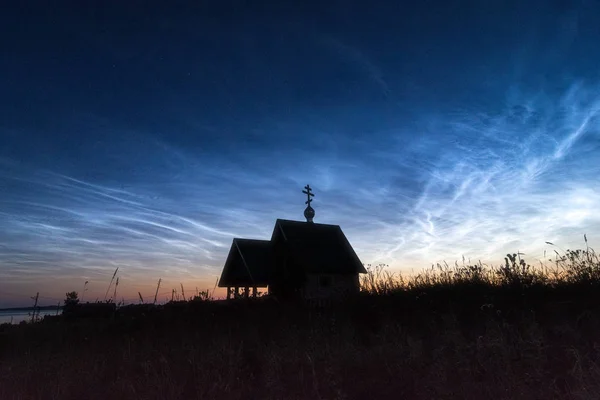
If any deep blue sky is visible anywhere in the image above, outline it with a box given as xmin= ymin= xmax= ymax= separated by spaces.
xmin=1 ymin=1 xmax=600 ymax=306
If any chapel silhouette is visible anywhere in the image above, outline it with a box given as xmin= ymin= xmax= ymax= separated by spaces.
xmin=218 ymin=185 xmax=366 ymax=299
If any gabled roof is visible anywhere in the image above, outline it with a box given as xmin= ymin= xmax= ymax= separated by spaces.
xmin=272 ymin=219 xmax=367 ymax=274
xmin=217 ymin=238 xmax=274 ymax=287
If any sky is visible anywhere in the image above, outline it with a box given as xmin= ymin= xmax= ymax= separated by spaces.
xmin=1 ymin=1 xmax=600 ymax=307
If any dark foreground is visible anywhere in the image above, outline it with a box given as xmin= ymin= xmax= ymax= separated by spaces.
xmin=1 ymin=283 xmax=600 ymax=400
xmin=3 ymin=248 xmax=600 ymax=400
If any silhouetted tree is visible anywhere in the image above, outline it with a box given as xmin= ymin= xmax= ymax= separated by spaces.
xmin=63 ymin=291 xmax=79 ymax=315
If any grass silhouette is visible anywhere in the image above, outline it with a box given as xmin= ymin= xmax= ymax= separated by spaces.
xmin=1 ymin=240 xmax=600 ymax=399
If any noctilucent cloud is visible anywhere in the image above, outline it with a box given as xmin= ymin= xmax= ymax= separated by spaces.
xmin=1 ymin=2 xmax=600 ymax=307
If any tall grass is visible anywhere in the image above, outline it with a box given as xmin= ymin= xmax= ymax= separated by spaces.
xmin=360 ymin=242 xmax=600 ymax=294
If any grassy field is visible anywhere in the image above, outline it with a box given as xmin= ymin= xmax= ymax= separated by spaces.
xmin=1 ymin=244 xmax=600 ymax=399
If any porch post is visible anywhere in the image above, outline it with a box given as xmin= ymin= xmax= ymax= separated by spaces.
xmin=235 ymin=286 xmax=239 ymax=298
xmin=244 ymin=286 xmax=249 ymax=298
xmin=226 ymin=287 xmax=231 ymax=300
xmin=252 ymin=286 xmax=257 ymax=298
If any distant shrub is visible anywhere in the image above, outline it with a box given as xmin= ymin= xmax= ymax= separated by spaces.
xmin=494 ymin=253 xmax=546 ymax=288
xmin=63 ymin=291 xmax=80 ymax=315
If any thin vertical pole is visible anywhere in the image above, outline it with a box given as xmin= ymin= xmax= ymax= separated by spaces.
xmin=31 ymin=292 xmax=39 ymax=323
xmin=252 ymin=287 xmax=257 ymax=298
xmin=153 ymin=278 xmax=162 ymax=305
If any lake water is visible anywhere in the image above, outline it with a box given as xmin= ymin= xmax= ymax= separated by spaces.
xmin=0 ymin=309 xmax=61 ymax=324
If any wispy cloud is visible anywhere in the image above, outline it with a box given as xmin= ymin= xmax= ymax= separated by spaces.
xmin=352 ymin=83 xmax=600 ymax=267
xmin=320 ymin=36 xmax=391 ymax=97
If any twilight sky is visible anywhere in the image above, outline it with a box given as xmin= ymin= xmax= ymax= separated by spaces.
xmin=1 ymin=1 xmax=600 ymax=307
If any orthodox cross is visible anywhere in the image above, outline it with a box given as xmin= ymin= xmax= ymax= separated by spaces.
xmin=302 ymin=184 xmax=314 ymax=205
xmin=302 ymin=184 xmax=315 ymax=223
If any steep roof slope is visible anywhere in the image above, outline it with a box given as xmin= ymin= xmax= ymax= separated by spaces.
xmin=273 ymin=219 xmax=367 ymax=274
xmin=217 ymin=238 xmax=274 ymax=287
